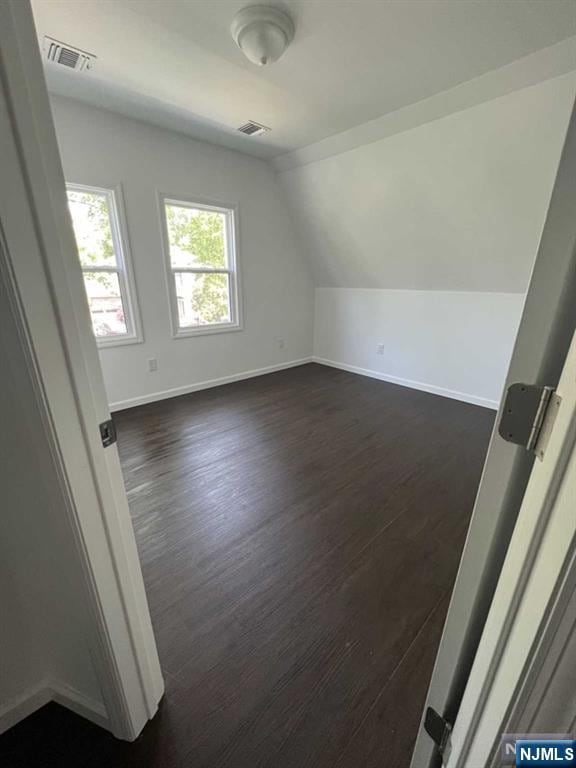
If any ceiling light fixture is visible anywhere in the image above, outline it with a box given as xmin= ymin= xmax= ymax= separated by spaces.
xmin=231 ymin=5 xmax=295 ymax=67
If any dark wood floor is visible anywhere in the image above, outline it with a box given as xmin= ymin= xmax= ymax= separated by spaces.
xmin=1 ymin=364 xmax=494 ymax=768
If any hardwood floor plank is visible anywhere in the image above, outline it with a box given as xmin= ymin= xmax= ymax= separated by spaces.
xmin=333 ymin=594 xmax=452 ymax=768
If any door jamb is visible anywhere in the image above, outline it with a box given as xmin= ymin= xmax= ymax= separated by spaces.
xmin=446 ymin=330 xmax=576 ymax=767
xmin=0 ymin=0 xmax=163 ymax=739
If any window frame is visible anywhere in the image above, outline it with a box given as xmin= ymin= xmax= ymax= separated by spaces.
xmin=66 ymin=182 xmax=143 ymax=348
xmin=158 ymin=193 xmax=243 ymax=339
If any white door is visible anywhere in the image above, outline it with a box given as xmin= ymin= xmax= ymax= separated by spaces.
xmin=411 ymin=97 xmax=576 ymax=766
xmin=0 ymin=0 xmax=163 ymax=739
xmin=446 ymin=325 xmax=576 ymax=766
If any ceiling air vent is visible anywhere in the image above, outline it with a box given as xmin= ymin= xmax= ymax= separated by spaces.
xmin=237 ymin=120 xmax=270 ymax=137
xmin=43 ymin=36 xmax=96 ymax=72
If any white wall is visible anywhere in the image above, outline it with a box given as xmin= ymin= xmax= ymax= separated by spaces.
xmin=0 ymin=266 xmax=103 ymax=732
xmin=314 ymin=288 xmax=524 ymax=407
xmin=279 ymin=73 xmax=576 ymax=406
xmin=50 ymin=96 xmax=314 ymax=410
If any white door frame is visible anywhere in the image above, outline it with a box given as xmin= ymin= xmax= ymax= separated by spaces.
xmin=447 ymin=327 xmax=576 ymax=767
xmin=412 ymin=93 xmax=576 ymax=767
xmin=0 ymin=0 xmax=163 ymax=740
xmin=507 ymin=550 xmax=576 ymax=738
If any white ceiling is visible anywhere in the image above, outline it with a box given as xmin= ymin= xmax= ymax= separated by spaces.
xmin=32 ymin=0 xmax=576 ymax=160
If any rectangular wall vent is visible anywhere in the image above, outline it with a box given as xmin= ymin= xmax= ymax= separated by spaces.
xmin=43 ymin=36 xmax=96 ymax=72
xmin=237 ymin=120 xmax=270 ymax=137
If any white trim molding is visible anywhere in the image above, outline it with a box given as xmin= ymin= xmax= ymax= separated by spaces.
xmin=313 ymin=357 xmax=499 ymax=410
xmin=0 ymin=684 xmax=52 ymax=736
xmin=110 ymin=358 xmax=313 ymax=410
xmin=50 ymin=681 xmax=109 ymax=731
xmin=110 ymin=356 xmax=500 ymax=412
xmin=0 ymin=680 xmax=109 ymax=736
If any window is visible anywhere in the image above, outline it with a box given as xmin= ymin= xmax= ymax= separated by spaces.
xmin=66 ymin=184 xmax=141 ymax=346
xmin=160 ymin=196 xmax=241 ymax=336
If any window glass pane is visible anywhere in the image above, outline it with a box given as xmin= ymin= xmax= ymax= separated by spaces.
xmin=82 ymin=271 xmax=128 ymax=337
xmin=166 ymin=204 xmax=227 ymax=269
xmin=174 ymin=272 xmax=231 ymax=327
xmin=67 ymin=189 xmax=118 ymax=268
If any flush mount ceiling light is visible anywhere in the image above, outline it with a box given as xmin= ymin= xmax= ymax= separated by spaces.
xmin=231 ymin=5 xmax=295 ymax=67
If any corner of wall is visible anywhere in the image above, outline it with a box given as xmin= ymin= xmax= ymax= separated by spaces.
xmin=0 ymin=679 xmax=109 ymax=737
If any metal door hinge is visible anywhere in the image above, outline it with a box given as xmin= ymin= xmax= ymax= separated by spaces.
xmin=99 ymin=418 xmax=117 ymax=448
xmin=499 ymin=383 xmax=561 ymax=460
xmin=424 ymin=707 xmax=452 ymax=760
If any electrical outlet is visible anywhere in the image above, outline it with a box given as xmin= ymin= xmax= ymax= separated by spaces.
xmin=376 ymin=343 xmax=385 ymax=356
xmin=275 ymin=336 xmax=285 ymax=350
xmin=148 ymin=357 xmax=158 ymax=372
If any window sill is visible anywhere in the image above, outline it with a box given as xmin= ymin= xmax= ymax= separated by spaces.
xmin=96 ymin=334 xmax=144 ymax=350
xmin=173 ymin=323 xmax=243 ymax=340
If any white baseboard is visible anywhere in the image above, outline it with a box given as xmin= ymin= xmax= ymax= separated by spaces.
xmin=109 ymin=357 xmax=313 ymax=411
xmin=0 ymin=680 xmax=109 ymax=736
xmin=313 ymin=357 xmax=499 ymax=410
xmin=50 ymin=681 xmax=109 ymax=731
xmin=0 ymin=682 xmax=52 ymax=735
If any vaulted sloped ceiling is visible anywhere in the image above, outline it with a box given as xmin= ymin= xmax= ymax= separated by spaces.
xmin=277 ymin=73 xmax=576 ymax=292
